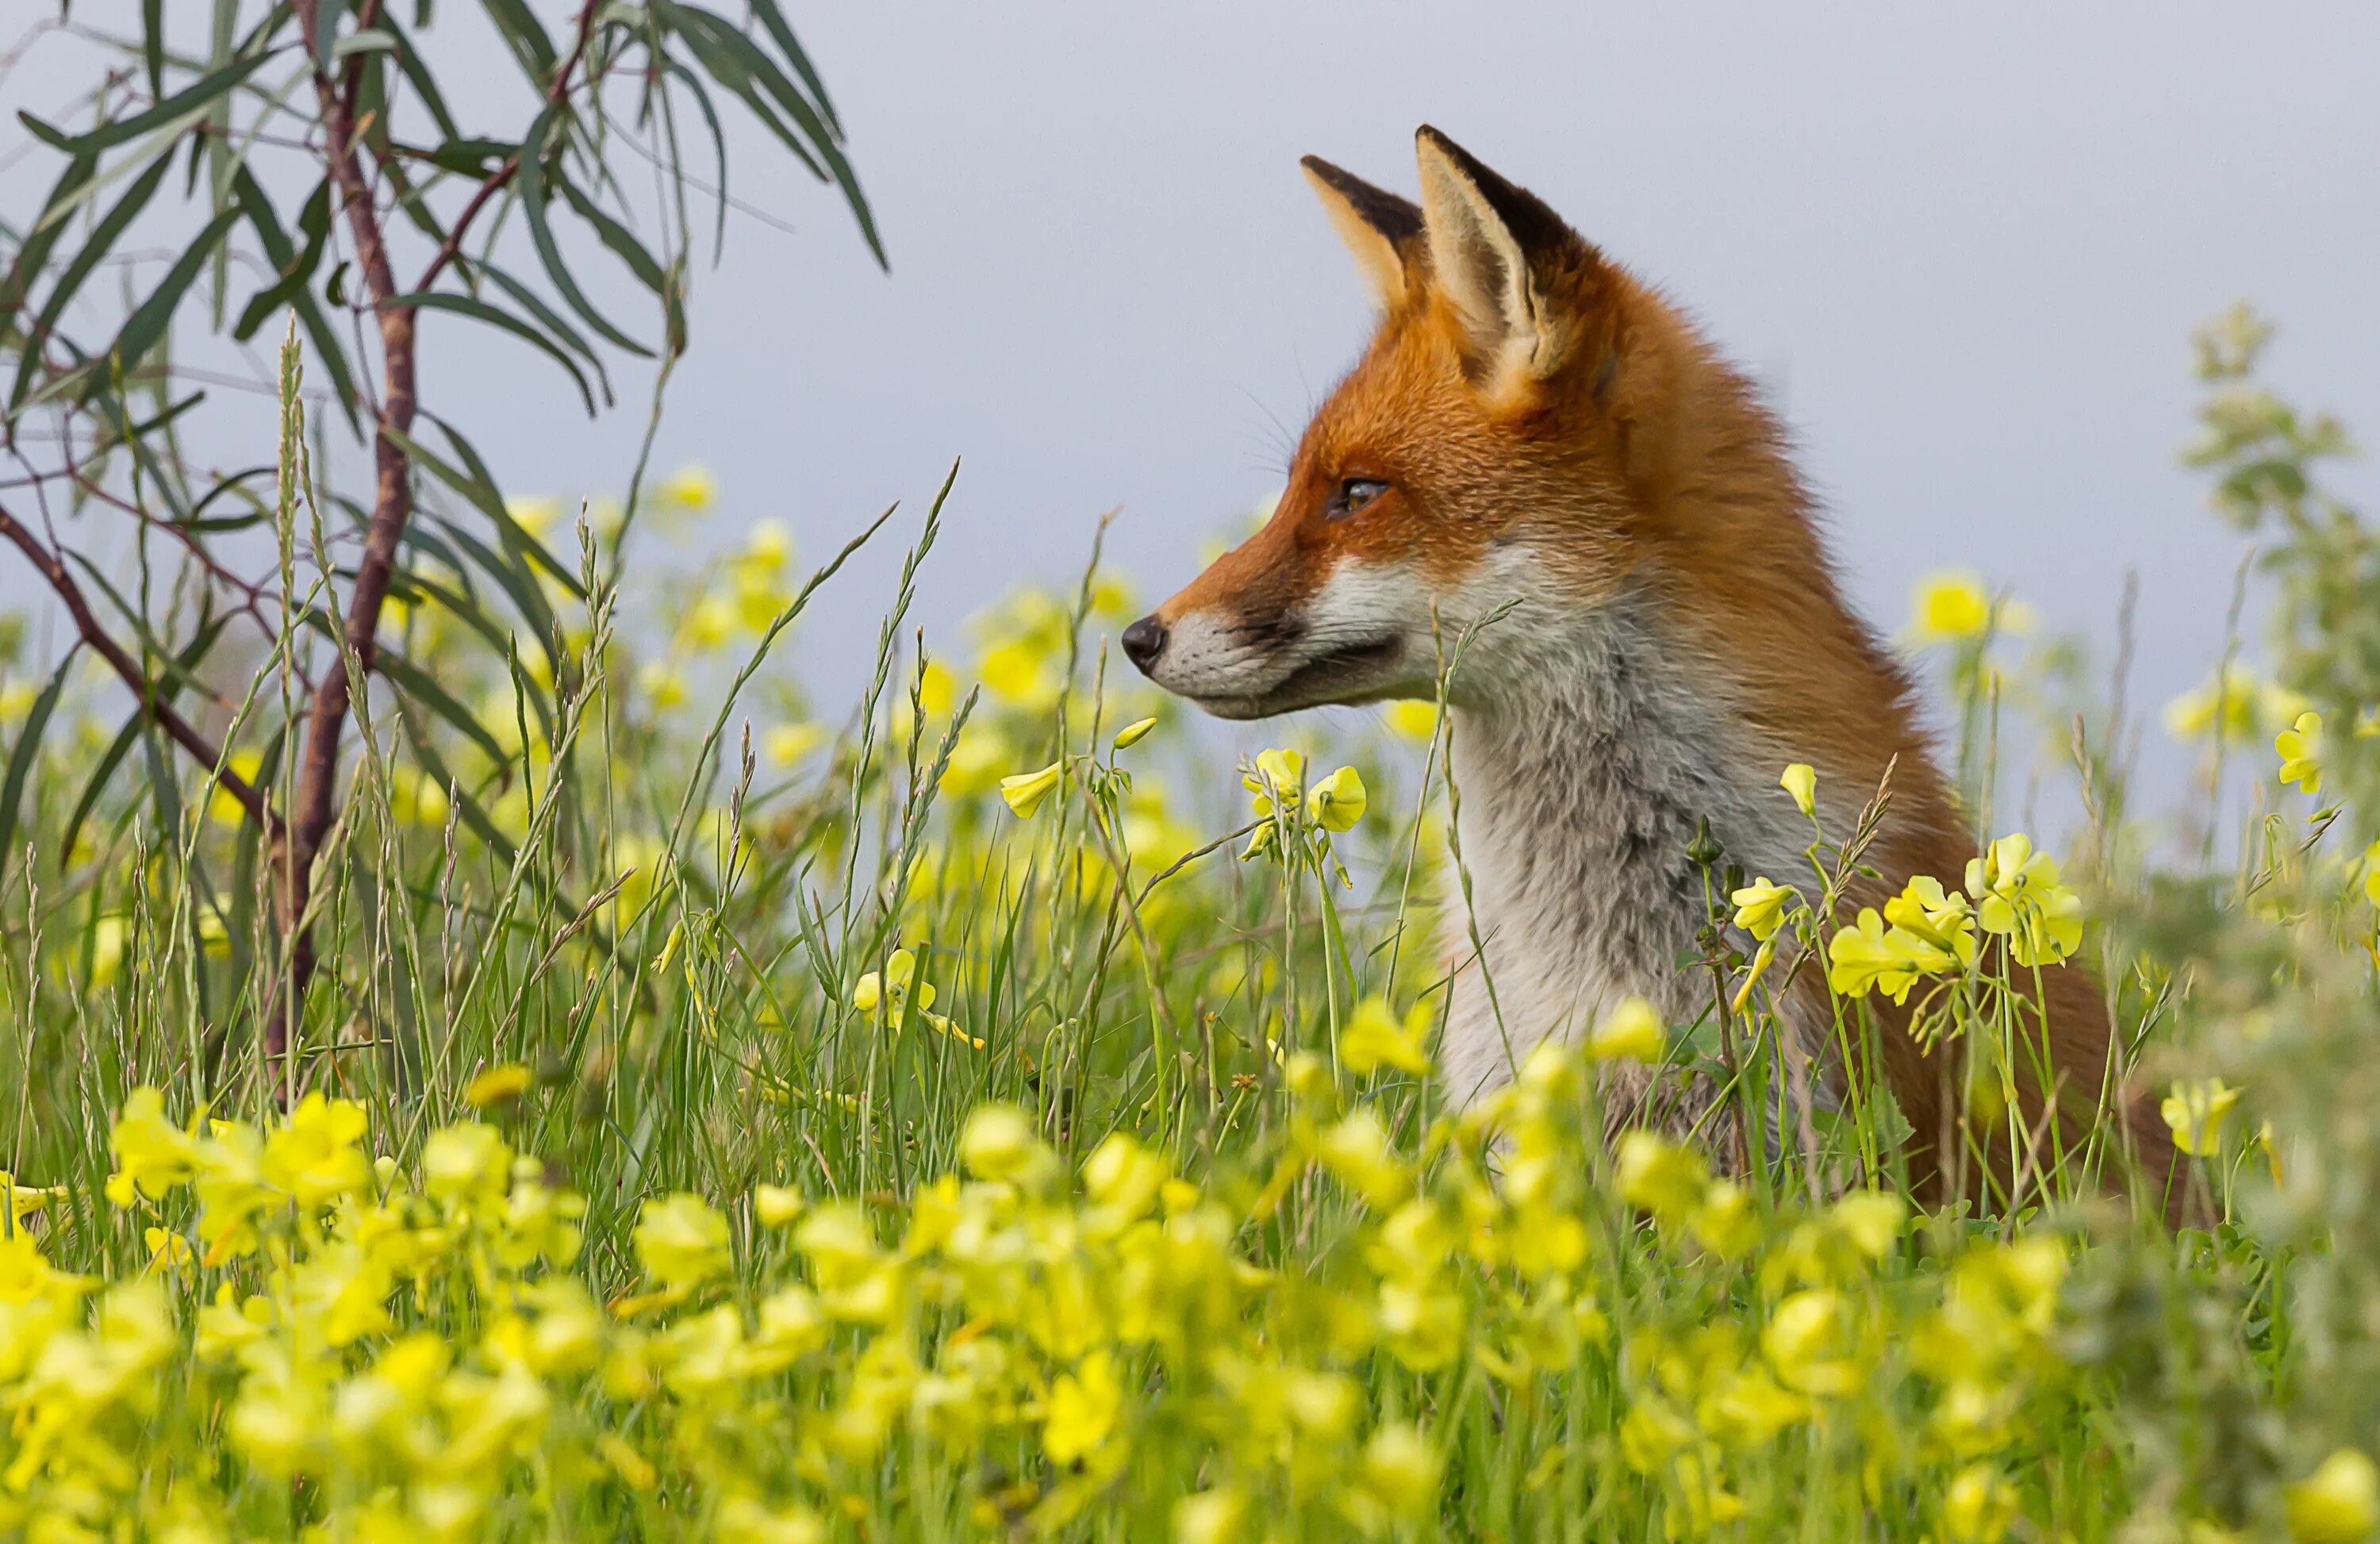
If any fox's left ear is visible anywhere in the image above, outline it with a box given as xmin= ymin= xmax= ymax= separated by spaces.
xmin=1413 ymin=126 xmax=1590 ymax=385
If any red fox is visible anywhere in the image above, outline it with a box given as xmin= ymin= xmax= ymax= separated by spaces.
xmin=1123 ymin=126 xmax=2187 ymax=1220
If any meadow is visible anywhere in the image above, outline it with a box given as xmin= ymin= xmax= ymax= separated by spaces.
xmin=3 ymin=304 xmax=2379 ymax=1542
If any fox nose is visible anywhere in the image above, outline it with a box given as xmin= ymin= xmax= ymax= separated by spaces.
xmin=1122 ymin=614 xmax=1169 ymax=673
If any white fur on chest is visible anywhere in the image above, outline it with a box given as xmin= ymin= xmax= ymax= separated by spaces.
xmin=1428 ymin=597 xmax=1821 ymax=1118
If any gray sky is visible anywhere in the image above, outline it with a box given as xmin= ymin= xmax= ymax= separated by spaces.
xmin=9 ymin=3 xmax=2379 ymax=816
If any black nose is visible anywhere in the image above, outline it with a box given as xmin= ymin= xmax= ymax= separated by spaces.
xmin=1121 ymin=614 xmax=1168 ymax=673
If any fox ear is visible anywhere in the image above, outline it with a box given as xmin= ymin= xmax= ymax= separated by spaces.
xmin=1413 ymin=125 xmax=1581 ymax=382
xmin=1301 ymin=155 xmax=1423 ymax=309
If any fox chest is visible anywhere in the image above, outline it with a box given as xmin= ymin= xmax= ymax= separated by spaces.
xmin=1429 ymin=699 xmax=1823 ymax=1121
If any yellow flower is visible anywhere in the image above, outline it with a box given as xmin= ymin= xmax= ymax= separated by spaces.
xmin=1342 ymin=997 xmax=1431 ymax=1076
xmin=981 ymin=637 xmax=1060 ymax=710
xmin=1361 ymin=1423 xmax=1441 ymax=1516
xmin=209 ymin=749 xmax=267 ymax=828
xmin=633 ymin=1193 xmax=731 ymax=1289
xmin=1826 ymin=908 xmax=1921 ymax=1003
xmin=1910 ymin=570 xmax=1994 ymax=643
xmin=390 ymin=763 xmax=451 ymax=828
xmin=1763 ymin=1289 xmax=1860 ymax=1396
xmin=107 ymin=1087 xmax=197 ymax=1206
xmin=1615 ymin=1131 xmax=1707 ymax=1225
xmin=1246 ymin=748 xmax=1307 ymax=816
xmin=743 ymin=518 xmax=793 ymax=570
xmin=1042 ymin=1350 xmax=1123 ymax=1465
xmin=505 ymin=494 xmax=563 ymax=537
xmin=263 ymin=1092 xmax=372 ymax=1206
xmin=143 ymin=1226 xmax=194 ymax=1275
xmin=2 ymin=1171 xmax=64 ymax=1225
xmin=1729 ymin=878 xmax=1795 ymax=942
xmin=2164 ymin=663 xmax=2266 ymax=743
xmin=766 ymin=722 xmax=825 ymax=767
xmin=2288 ymin=1449 xmax=2380 ymax=1544
xmin=1883 ymin=874 xmax=1979 ymax=967
xmin=2277 ymin=711 xmax=2324 ymax=794
xmin=683 ymin=593 xmax=737 ymax=651
xmin=2365 ymin=839 xmax=2380 ymax=911
xmin=853 ymin=947 xmax=934 ymax=1028
xmin=1829 ymin=1191 xmax=1907 ymax=1259
xmin=1174 ymin=1488 xmax=1247 ymax=1544
xmin=1587 ymin=997 xmax=1666 ymax=1064
xmin=1943 ymin=1464 xmax=2019 ymax=1542
xmin=1307 ymin=766 xmax=1368 ymax=832
xmin=464 ymin=1062 xmax=534 ymax=1108
xmin=1000 ymin=761 xmax=1064 ymax=819
xmin=657 ymin=463 xmax=718 ymax=511
xmin=960 ymin=1105 xmax=1050 ymax=1185
xmin=637 ymin=662 xmax=687 ymax=710
xmin=754 ymin=1184 xmax=805 ymax=1227
xmin=2160 ymin=1077 xmax=2241 ymax=1156
xmin=1964 ymin=833 xmax=2084 ymax=967
xmin=1780 ymin=762 xmax=1817 ymax=819
xmin=1112 ymin=716 xmax=1158 ymax=751
xmin=0 ymin=678 xmax=36 ymax=727
xmin=1385 ymin=699 xmax=1440 ymax=742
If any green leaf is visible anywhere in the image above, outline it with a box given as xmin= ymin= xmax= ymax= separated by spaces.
xmin=662 ymin=3 xmax=884 ymax=267
xmin=748 ymin=0 xmax=843 ymax=137
xmin=0 ymin=656 xmax=73 ymax=890
xmin=556 ymin=175 xmax=667 ymax=294
xmin=0 ymin=152 xmax=94 ymax=325
xmin=383 ymin=16 xmax=462 ymax=141
xmin=87 ymin=206 xmax=243 ymax=398
xmin=378 ymin=645 xmax=512 ymax=767
xmin=479 ymin=0 xmax=559 ymax=78
xmin=467 ymin=259 xmax=624 ymax=397
xmin=58 ymin=614 xmax=231 ymax=868
xmin=22 ymin=48 xmax=278 ymax=157
xmin=426 ymin=411 xmax=588 ymax=600
xmin=314 ymin=0 xmax=355 ymax=71
xmin=386 ymin=290 xmax=601 ymax=415
xmin=517 ymin=109 xmax=654 ymax=357
xmin=9 ymin=150 xmax=173 ymax=410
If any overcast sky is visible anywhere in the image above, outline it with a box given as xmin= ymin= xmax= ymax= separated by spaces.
xmin=7 ymin=2 xmax=2378 ymax=817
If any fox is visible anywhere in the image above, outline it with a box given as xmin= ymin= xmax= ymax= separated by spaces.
xmin=1122 ymin=125 xmax=2190 ymax=1221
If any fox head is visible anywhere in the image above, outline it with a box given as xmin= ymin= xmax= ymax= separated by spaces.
xmin=1125 ymin=125 xmax=1821 ymax=722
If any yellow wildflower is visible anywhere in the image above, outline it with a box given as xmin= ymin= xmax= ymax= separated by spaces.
xmin=1112 ymin=716 xmax=1158 ymax=751
xmin=106 ymin=1087 xmax=198 ymax=1206
xmin=143 ymin=1227 xmax=194 ymax=1275
xmin=1361 ymin=1423 xmax=1441 ymax=1516
xmin=1615 ymin=1132 xmax=1708 ymax=1226
xmin=1385 ymin=699 xmax=1439 ymax=742
xmin=1964 ymin=834 xmax=2084 ymax=967
xmin=1246 ymin=748 xmax=1307 ymax=816
xmin=263 ymin=1093 xmax=372 ymax=1206
xmin=1342 ymin=997 xmax=1432 ymax=1076
xmin=1780 ymin=762 xmax=1818 ymax=819
xmin=1042 ymin=1350 xmax=1123 ymax=1465
xmin=1587 ymin=997 xmax=1666 ymax=1064
xmin=2276 ymin=710 xmax=2324 ymax=794
xmin=1910 ymin=570 xmax=1993 ymax=643
xmin=1730 ymin=877 xmax=1795 ymax=941
xmin=1307 ymin=766 xmax=1368 ymax=832
xmin=1000 ymin=760 xmax=1064 ymax=819
xmin=2288 ymin=1449 xmax=2380 ymax=1544
xmin=852 ymin=947 xmax=933 ymax=1028
xmin=633 ymin=1193 xmax=731 ymax=1290
xmin=1943 ymin=1465 xmax=2019 ymax=1542
xmin=657 ymin=463 xmax=718 ymax=511
xmin=464 ymin=1062 xmax=534 ymax=1108
xmin=2160 ymin=1077 xmax=2242 ymax=1156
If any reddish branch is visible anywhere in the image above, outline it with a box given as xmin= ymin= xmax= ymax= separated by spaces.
xmin=264 ymin=0 xmax=604 ymax=1076
xmin=0 ymin=500 xmax=280 ymax=835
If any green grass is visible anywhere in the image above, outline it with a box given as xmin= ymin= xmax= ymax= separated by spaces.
xmin=4 ymin=305 xmax=2380 ymax=1541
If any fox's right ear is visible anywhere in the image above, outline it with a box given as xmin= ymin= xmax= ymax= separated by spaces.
xmin=1300 ymin=156 xmax=1423 ymax=310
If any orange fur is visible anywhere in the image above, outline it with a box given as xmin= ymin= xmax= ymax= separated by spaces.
xmin=1139 ymin=128 xmax=2191 ymax=1222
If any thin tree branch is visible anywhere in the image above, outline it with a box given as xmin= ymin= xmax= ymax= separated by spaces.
xmin=0 ymin=499 xmax=280 ymax=836
xmin=413 ymin=0 xmax=603 ymax=294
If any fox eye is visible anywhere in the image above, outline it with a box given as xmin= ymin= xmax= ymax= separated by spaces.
xmin=1325 ymin=478 xmax=1390 ymax=520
